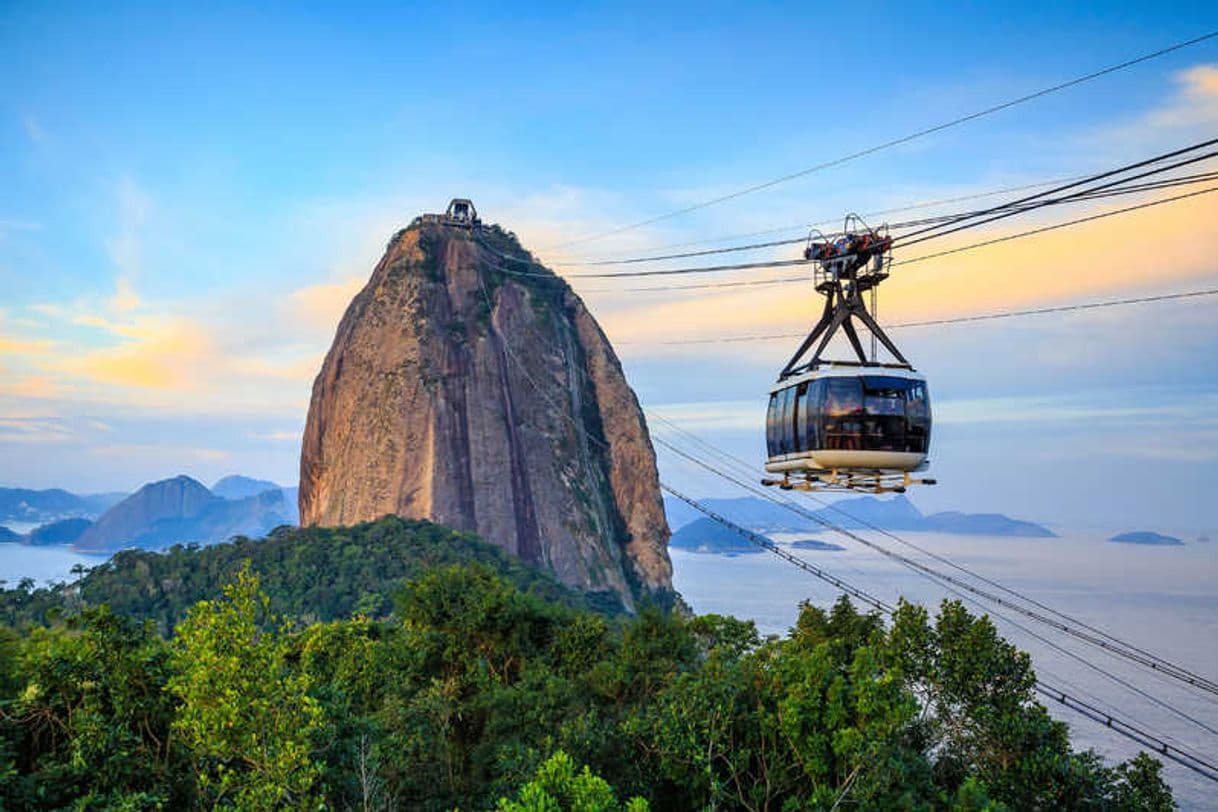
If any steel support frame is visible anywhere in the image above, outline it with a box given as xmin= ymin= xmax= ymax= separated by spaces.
xmin=780 ymin=264 xmax=908 ymax=378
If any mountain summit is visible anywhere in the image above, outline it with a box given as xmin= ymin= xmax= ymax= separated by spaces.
xmin=299 ymin=217 xmax=673 ymax=607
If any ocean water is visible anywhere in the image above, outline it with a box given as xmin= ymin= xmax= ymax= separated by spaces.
xmin=671 ymin=531 xmax=1218 ymax=810
xmin=0 ymin=542 xmax=105 ymax=588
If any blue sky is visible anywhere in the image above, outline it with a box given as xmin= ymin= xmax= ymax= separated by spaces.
xmin=2 ymin=2 xmax=1217 ymax=532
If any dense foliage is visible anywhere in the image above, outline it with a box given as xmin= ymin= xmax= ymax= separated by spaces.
xmin=0 ymin=517 xmax=627 ymax=633
xmin=0 ymin=546 xmax=1173 ymax=809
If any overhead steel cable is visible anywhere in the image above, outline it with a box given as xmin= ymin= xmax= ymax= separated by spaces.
xmin=886 ymin=168 xmax=1218 ymax=231
xmin=650 ymin=416 xmax=1218 ymax=741
xmin=558 ymin=167 xmax=1218 ymax=268
xmin=564 ymin=144 xmax=1218 ymax=279
xmin=890 ymin=139 xmax=1218 ymax=251
xmin=566 ymin=170 xmax=1218 ymax=278
xmin=653 ymin=435 xmax=1218 ymax=698
xmin=546 ymin=29 xmax=1218 ymax=249
xmin=553 ymin=174 xmax=1092 ymax=265
xmin=575 ymin=182 xmax=1218 ymax=288
xmin=898 ymin=183 xmax=1218 ymax=267
xmin=663 ymin=485 xmax=1218 ymax=783
xmin=619 ymin=287 xmax=1218 ymax=345
xmin=1034 ymin=684 xmax=1218 ymax=783
xmin=489 ymin=164 xmax=1218 ymax=284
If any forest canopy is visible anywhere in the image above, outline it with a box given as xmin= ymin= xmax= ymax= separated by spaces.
xmin=0 ymin=518 xmax=1174 ymax=809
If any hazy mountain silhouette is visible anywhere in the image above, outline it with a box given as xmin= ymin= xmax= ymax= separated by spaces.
xmin=663 ymin=494 xmax=1054 ymax=538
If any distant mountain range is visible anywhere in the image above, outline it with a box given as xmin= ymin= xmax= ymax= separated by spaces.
xmin=1 ymin=475 xmax=300 ymax=552
xmin=663 ymin=494 xmax=1055 ymax=538
xmin=0 ymin=487 xmax=126 ymax=527
xmin=3 ymin=479 xmax=1122 ymax=554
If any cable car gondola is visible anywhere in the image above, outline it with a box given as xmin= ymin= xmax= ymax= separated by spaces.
xmin=762 ymin=215 xmax=935 ymax=494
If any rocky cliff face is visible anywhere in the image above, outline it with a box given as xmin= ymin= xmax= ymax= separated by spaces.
xmin=299 ymin=221 xmax=672 ymax=608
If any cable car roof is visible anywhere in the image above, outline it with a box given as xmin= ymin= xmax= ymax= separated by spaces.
xmin=769 ymin=363 xmax=925 ymax=394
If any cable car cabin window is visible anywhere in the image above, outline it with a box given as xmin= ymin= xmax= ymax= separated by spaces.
xmin=765 ymin=392 xmax=780 ymax=457
xmin=778 ymin=387 xmax=796 ymax=454
xmin=823 ymin=378 xmax=864 ymax=451
xmin=861 ymin=376 xmax=908 ymax=452
xmin=905 ymin=381 xmax=931 ymax=453
xmin=795 ymin=382 xmax=810 ymax=451
xmin=805 ymin=379 xmax=826 ymax=450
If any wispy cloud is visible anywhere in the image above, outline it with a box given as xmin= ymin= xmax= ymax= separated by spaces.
xmin=646 ymin=400 xmax=761 ymax=432
xmin=935 ymin=390 xmax=1218 ymax=426
xmin=0 ymin=335 xmax=55 ymax=355
xmin=0 ymin=416 xmax=75 ymax=444
xmin=87 ymin=443 xmax=230 ymax=462
xmin=102 ymin=177 xmax=152 ymax=315
xmin=20 ymin=115 xmax=46 ymax=145
xmin=248 ymin=429 xmax=301 ymax=442
xmin=1144 ymin=64 xmax=1218 ymax=130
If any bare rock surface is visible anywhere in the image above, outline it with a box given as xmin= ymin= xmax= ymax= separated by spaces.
xmin=300 ymin=221 xmax=672 ymax=607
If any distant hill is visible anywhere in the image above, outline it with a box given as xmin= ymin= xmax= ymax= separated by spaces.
xmin=26 ymin=518 xmax=93 ymax=546
xmin=0 ymin=482 xmax=124 ymax=528
xmin=0 ymin=487 xmax=83 ymax=521
xmin=211 ymin=475 xmax=299 ymax=524
xmin=664 ymin=494 xmax=1054 ymax=538
xmin=1109 ymin=531 xmax=1183 ymax=546
xmin=211 ymin=475 xmax=282 ymax=500
xmin=0 ymin=487 xmax=126 ymax=527
xmin=0 ymin=516 xmax=624 ymax=632
xmin=669 ymin=518 xmax=764 ymax=555
xmin=74 ymin=475 xmax=295 ymax=553
xmin=2 ymin=475 xmax=302 ymax=546
xmin=921 ymin=512 xmax=1055 ymax=538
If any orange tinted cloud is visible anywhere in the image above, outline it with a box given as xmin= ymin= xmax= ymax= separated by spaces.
xmin=56 ymin=317 xmax=214 ymax=389
xmin=1146 ymin=64 xmax=1218 ymax=129
xmin=591 ymin=188 xmax=1218 ymax=352
xmin=0 ymin=335 xmax=54 ymax=355
xmin=288 ymin=277 xmax=365 ymax=331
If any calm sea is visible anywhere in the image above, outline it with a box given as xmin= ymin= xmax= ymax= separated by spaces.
xmin=0 ymin=542 xmax=105 ymax=588
xmin=672 ymin=531 xmax=1218 ymax=811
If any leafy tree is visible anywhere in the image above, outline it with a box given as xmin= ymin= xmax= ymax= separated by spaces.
xmin=1108 ymin=752 xmax=1175 ymax=812
xmin=0 ymin=607 xmax=185 ymax=808
xmin=497 ymin=751 xmax=649 ymax=812
xmin=167 ymin=566 xmax=323 ymax=808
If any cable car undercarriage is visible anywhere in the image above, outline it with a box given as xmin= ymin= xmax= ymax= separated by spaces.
xmin=762 ymin=216 xmax=936 ymax=494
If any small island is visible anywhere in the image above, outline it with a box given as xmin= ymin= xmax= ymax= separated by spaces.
xmin=1108 ymin=531 xmax=1184 ymax=546
xmin=669 ymin=517 xmax=764 ymax=555
xmin=791 ymin=538 xmax=845 ymax=551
